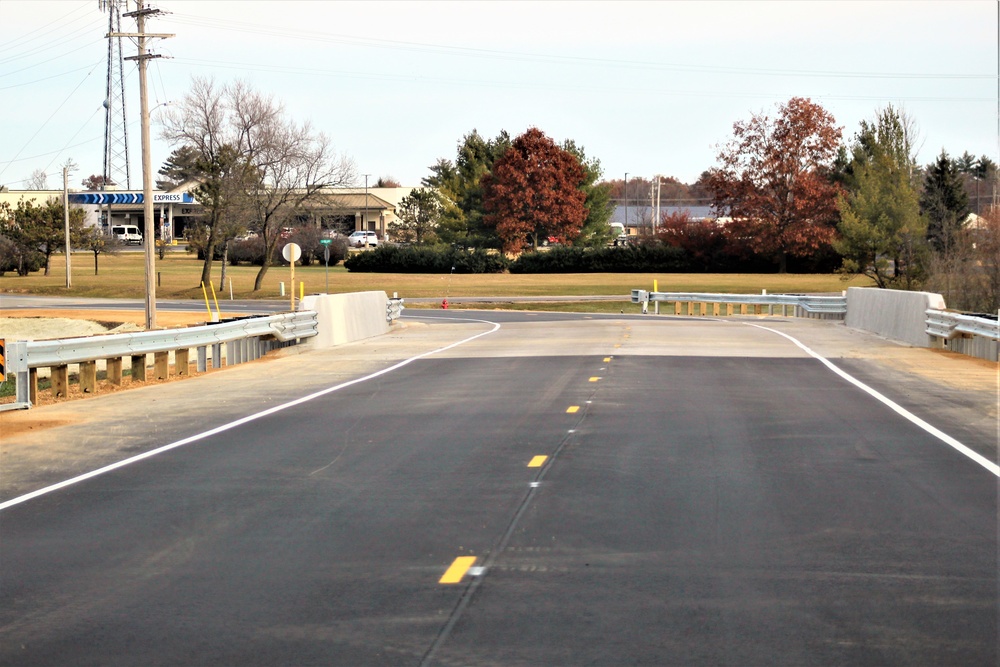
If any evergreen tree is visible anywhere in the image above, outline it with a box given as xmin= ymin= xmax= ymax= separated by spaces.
xmin=392 ymin=188 xmax=443 ymax=245
xmin=835 ymin=106 xmax=926 ymax=288
xmin=156 ymin=145 xmax=203 ymax=189
xmin=562 ymin=140 xmax=614 ymax=247
xmin=920 ymin=150 xmax=969 ymax=253
xmin=0 ymin=198 xmax=87 ymax=276
xmin=422 ymin=130 xmax=511 ymax=247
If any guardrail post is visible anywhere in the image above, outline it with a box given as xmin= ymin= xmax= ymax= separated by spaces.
xmin=131 ymin=355 xmax=146 ymax=382
xmin=29 ymin=368 xmax=38 ymax=404
xmin=80 ymin=361 xmax=97 ymax=393
xmin=227 ymin=341 xmax=238 ymax=365
xmin=212 ymin=343 xmax=222 ymax=369
xmin=154 ymin=351 xmax=169 ymax=380
xmin=176 ymin=348 xmax=190 ymax=376
xmin=8 ymin=341 xmax=30 ymax=406
xmin=107 ymin=357 xmax=123 ymax=385
xmin=52 ymin=365 xmax=68 ymax=398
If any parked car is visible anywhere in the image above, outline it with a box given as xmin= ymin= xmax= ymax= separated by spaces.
xmin=347 ymin=231 xmax=379 ymax=247
xmin=111 ymin=224 xmax=142 ymax=245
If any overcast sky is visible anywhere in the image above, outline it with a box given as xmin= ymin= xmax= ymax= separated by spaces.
xmin=1 ymin=0 xmax=996 ymax=194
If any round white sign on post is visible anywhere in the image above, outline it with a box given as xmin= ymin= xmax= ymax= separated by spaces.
xmin=282 ymin=242 xmax=301 ymax=263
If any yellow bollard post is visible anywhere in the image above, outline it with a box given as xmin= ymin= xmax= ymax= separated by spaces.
xmin=208 ymin=280 xmax=221 ymax=321
xmin=300 ymin=280 xmax=304 ymax=303
xmin=200 ymin=282 xmax=212 ymax=321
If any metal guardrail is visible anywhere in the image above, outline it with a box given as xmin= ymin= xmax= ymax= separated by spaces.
xmin=925 ymin=309 xmax=999 ymax=362
xmin=925 ymin=309 xmax=1000 ymax=340
xmin=631 ymin=290 xmax=847 ymax=316
xmin=387 ymin=297 xmax=405 ymax=322
xmin=3 ymin=311 xmax=318 ymax=410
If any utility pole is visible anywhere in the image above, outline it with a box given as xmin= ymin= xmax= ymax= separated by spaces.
xmin=63 ymin=167 xmax=71 ymax=288
xmin=117 ymin=1 xmax=172 ymax=330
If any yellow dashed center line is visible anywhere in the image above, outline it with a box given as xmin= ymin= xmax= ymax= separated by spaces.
xmin=528 ymin=455 xmax=548 ymax=468
xmin=603 ymin=357 xmax=612 ymax=362
xmin=566 ymin=405 xmax=580 ymax=414
xmin=439 ymin=556 xmax=477 ymax=584
xmin=589 ymin=376 xmax=601 ymax=382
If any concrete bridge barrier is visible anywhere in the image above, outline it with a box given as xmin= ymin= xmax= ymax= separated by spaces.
xmin=845 ymin=287 xmax=946 ymax=347
xmin=299 ymin=291 xmax=391 ymax=349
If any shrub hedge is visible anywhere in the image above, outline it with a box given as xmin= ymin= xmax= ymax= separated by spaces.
xmin=510 ymin=244 xmax=688 ymax=273
xmin=344 ymin=245 xmax=509 ymax=273
xmin=342 ymin=241 xmax=843 ymax=274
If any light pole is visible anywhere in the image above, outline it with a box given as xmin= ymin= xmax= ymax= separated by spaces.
xmin=624 ymin=172 xmax=628 ymax=238
xmin=363 ymin=173 xmax=371 ymax=247
xmin=653 ymin=174 xmax=661 ymax=235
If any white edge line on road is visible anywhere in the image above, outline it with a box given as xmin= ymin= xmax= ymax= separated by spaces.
xmin=0 ymin=318 xmax=502 ymax=512
xmin=748 ymin=322 xmax=1000 ymax=477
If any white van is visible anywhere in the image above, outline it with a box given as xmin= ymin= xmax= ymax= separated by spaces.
xmin=111 ymin=224 xmax=142 ymax=245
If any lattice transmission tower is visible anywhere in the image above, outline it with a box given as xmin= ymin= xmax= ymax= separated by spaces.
xmin=100 ymin=0 xmax=131 ymax=191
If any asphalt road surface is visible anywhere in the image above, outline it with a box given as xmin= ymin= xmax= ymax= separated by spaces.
xmin=1 ymin=311 xmax=996 ymax=666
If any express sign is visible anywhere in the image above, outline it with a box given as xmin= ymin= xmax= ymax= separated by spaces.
xmin=152 ymin=193 xmax=185 ymax=203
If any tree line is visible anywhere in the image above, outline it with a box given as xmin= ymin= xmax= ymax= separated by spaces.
xmin=2 ymin=77 xmax=996 ymax=310
xmin=687 ymin=98 xmax=997 ymax=311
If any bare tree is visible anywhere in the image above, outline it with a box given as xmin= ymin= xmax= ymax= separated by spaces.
xmin=160 ymin=77 xmax=232 ymax=287
xmin=160 ymin=77 xmax=354 ymax=292
xmin=224 ymin=80 xmax=354 ymax=290
xmin=25 ymin=168 xmax=48 ymax=190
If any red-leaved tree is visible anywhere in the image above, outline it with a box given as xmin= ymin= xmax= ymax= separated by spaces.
xmin=482 ymin=127 xmax=587 ymax=254
xmin=657 ymin=211 xmax=728 ymax=270
xmin=707 ymin=97 xmax=842 ymax=272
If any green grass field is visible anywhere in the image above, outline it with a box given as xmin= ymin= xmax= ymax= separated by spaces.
xmin=0 ymin=249 xmax=872 ymax=302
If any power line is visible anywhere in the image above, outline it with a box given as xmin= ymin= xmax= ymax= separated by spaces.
xmin=170 ymin=57 xmax=993 ymax=105
xmin=0 ymin=2 xmax=94 ymax=54
xmin=0 ymin=40 xmax=104 ymax=79
xmin=0 ymin=62 xmax=102 ymax=182
xmin=0 ymin=62 xmax=102 ymax=91
xmin=0 ymin=23 xmax=99 ymax=65
xmin=167 ymin=11 xmax=995 ymax=82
